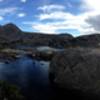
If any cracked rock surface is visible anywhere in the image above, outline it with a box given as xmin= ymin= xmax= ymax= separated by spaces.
xmin=49 ymin=47 xmax=100 ymax=95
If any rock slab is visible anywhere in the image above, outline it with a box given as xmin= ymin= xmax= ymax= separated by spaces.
xmin=49 ymin=47 xmax=100 ymax=95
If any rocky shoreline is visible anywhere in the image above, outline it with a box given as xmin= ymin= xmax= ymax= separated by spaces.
xmin=0 ymin=47 xmax=62 ymax=63
xmin=1 ymin=23 xmax=100 ymax=99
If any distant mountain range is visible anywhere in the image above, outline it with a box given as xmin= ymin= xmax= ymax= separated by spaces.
xmin=0 ymin=23 xmax=100 ymax=48
xmin=0 ymin=23 xmax=73 ymax=48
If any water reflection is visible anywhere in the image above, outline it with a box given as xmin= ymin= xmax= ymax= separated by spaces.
xmin=0 ymin=56 xmax=51 ymax=99
xmin=0 ymin=56 xmax=49 ymax=83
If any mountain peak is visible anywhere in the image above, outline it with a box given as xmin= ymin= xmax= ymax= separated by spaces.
xmin=3 ymin=23 xmax=21 ymax=33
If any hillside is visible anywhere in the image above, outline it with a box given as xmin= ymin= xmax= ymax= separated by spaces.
xmin=0 ymin=23 xmax=73 ymax=48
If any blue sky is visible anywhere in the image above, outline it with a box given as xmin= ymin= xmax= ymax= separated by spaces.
xmin=0 ymin=0 xmax=100 ymax=36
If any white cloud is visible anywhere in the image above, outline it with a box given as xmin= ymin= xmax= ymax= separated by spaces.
xmin=81 ymin=0 xmax=100 ymax=34
xmin=83 ymin=0 xmax=100 ymax=12
xmin=32 ymin=23 xmax=57 ymax=34
xmin=38 ymin=11 xmax=75 ymax=20
xmin=25 ymin=2 xmax=100 ymax=35
xmin=20 ymin=0 xmax=27 ymax=3
xmin=18 ymin=13 xmax=26 ymax=17
xmin=0 ymin=16 xmax=4 ymax=21
xmin=31 ymin=4 xmax=95 ymax=35
xmin=0 ymin=7 xmax=19 ymax=16
xmin=32 ymin=11 xmax=93 ymax=34
xmin=38 ymin=4 xmax=65 ymax=13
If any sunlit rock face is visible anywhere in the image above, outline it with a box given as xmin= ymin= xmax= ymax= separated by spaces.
xmin=50 ymin=47 xmax=100 ymax=96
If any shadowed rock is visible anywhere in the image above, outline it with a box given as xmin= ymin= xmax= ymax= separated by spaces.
xmin=71 ymin=34 xmax=100 ymax=47
xmin=3 ymin=23 xmax=21 ymax=33
xmin=0 ymin=23 xmax=22 ymax=42
xmin=49 ymin=47 xmax=100 ymax=96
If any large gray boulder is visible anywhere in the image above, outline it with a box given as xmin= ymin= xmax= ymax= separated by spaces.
xmin=49 ymin=47 xmax=100 ymax=95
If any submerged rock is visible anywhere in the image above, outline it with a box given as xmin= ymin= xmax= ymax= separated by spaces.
xmin=49 ymin=47 xmax=100 ymax=96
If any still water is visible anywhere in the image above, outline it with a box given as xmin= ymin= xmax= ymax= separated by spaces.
xmin=0 ymin=56 xmax=59 ymax=100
